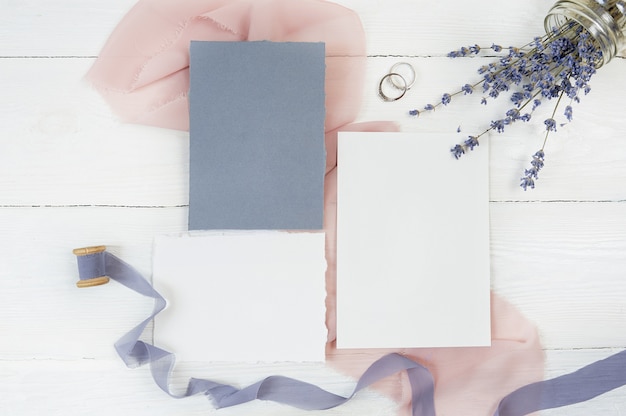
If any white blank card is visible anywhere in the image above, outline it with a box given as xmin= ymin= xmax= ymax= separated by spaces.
xmin=336 ymin=132 xmax=491 ymax=349
xmin=153 ymin=231 xmax=327 ymax=362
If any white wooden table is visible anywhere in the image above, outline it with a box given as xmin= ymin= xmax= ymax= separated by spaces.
xmin=2 ymin=0 xmax=626 ymax=414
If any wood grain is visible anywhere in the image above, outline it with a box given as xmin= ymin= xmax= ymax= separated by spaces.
xmin=1 ymin=0 xmax=625 ymax=414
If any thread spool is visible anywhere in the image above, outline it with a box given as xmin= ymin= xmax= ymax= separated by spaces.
xmin=73 ymin=245 xmax=110 ymax=288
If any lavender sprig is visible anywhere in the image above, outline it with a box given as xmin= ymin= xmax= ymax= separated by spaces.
xmin=520 ymin=150 xmax=546 ymax=191
xmin=520 ymin=88 xmax=565 ymax=190
xmin=410 ymin=22 xmax=603 ymax=189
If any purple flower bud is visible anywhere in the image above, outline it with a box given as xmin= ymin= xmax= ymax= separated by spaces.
xmin=544 ymin=118 xmax=557 ymax=132
xmin=464 ymin=136 xmax=480 ymax=150
xmin=564 ymin=105 xmax=573 ymax=122
xmin=451 ymin=144 xmax=465 ymax=159
xmin=461 ymin=84 xmax=474 ymax=95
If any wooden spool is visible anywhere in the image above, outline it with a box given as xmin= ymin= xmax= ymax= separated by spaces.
xmin=73 ymin=245 xmax=110 ymax=288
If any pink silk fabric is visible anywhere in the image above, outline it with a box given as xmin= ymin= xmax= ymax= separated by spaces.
xmin=87 ymin=0 xmax=544 ymax=414
xmin=85 ymin=0 xmax=367 ymax=134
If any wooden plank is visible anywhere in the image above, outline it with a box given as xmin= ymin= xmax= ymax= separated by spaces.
xmin=0 ymin=58 xmax=190 ymax=207
xmin=0 ymin=206 xmax=187 ymax=359
xmin=0 ymin=0 xmax=135 ymax=56
xmin=0 ymin=0 xmax=557 ymax=57
xmin=540 ymin=349 xmax=626 ymax=416
xmin=1 ymin=201 xmax=625 ymax=359
xmin=491 ymin=202 xmax=626 ymax=349
xmin=2 ymin=57 xmax=626 ymax=205
xmin=0 ymin=358 xmax=395 ymax=416
xmin=343 ymin=0 xmax=548 ymax=56
xmin=0 ymin=349 xmax=624 ymax=415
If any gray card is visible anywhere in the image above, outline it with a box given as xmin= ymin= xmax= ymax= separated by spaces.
xmin=188 ymin=41 xmax=326 ymax=230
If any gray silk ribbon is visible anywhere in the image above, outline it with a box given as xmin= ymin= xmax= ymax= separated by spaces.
xmin=76 ymin=249 xmax=626 ymax=415
xmin=493 ymin=348 xmax=626 ymax=416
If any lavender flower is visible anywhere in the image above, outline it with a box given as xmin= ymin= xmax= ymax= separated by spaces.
xmin=491 ymin=119 xmax=507 ymax=133
xmin=461 ymin=84 xmax=474 ymax=95
xmin=464 ymin=136 xmax=480 ymax=150
xmin=409 ymin=20 xmax=602 ymax=189
xmin=520 ymin=150 xmax=546 ymax=191
xmin=544 ymin=118 xmax=557 ymax=132
xmin=510 ymin=92 xmax=525 ymax=107
xmin=448 ymin=44 xmax=482 ymax=57
xmin=451 ymin=144 xmax=465 ymax=159
xmin=520 ymin=175 xmax=536 ymax=191
xmin=564 ymin=105 xmax=573 ymax=121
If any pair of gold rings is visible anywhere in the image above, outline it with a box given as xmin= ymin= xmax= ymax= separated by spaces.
xmin=378 ymin=62 xmax=416 ymax=102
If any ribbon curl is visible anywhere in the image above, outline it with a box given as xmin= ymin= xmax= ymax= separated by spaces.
xmin=75 ymin=247 xmax=626 ymax=415
xmin=78 ymin=248 xmax=437 ymax=415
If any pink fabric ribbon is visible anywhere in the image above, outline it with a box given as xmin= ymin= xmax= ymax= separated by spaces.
xmin=86 ymin=1 xmax=545 ymax=414
xmin=85 ymin=0 xmax=368 ymax=135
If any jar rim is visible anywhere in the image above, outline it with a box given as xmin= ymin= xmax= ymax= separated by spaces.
xmin=544 ymin=0 xmax=626 ymax=66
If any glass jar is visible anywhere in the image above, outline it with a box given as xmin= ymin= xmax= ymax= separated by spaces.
xmin=544 ymin=0 xmax=626 ymax=66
